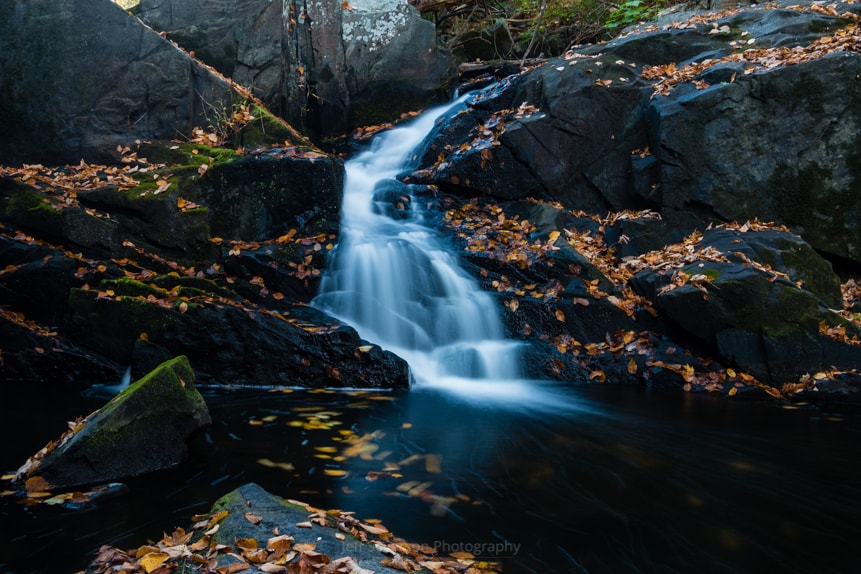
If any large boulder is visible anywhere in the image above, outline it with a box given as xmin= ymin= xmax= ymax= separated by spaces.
xmin=14 ymin=356 xmax=211 ymax=489
xmin=645 ymin=53 xmax=861 ymax=263
xmin=0 ymin=0 xmax=241 ymax=163
xmin=138 ymin=0 xmax=456 ymax=137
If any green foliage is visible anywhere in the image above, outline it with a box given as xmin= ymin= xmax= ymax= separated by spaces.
xmin=604 ymin=0 xmax=662 ymax=31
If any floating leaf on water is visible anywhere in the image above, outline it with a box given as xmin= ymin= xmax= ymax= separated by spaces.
xmin=323 ymin=469 xmax=348 ymax=477
xmin=425 ymin=454 xmax=442 ymax=474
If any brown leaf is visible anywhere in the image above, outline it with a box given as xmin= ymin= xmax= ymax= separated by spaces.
xmin=244 ymin=512 xmax=263 ymax=525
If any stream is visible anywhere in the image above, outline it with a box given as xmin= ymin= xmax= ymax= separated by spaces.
xmin=2 ymin=95 xmax=861 ymax=574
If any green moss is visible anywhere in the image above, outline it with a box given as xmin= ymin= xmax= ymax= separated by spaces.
xmin=233 ymin=104 xmax=302 ymax=147
xmin=72 ymin=356 xmax=204 ymax=461
xmin=100 ymin=277 xmax=168 ymax=298
xmin=152 ymin=275 xmax=232 ymax=298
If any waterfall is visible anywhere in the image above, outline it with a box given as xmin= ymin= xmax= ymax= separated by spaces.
xmin=313 ymin=97 xmax=522 ymax=386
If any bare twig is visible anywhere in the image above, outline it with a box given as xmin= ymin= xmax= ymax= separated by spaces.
xmin=520 ymin=0 xmax=548 ymax=67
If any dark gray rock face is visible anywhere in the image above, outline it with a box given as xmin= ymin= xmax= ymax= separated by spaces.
xmin=0 ymin=0 xmax=239 ymax=163
xmin=137 ymin=0 xmax=456 ymax=137
xmin=415 ymin=6 xmax=861 ymax=266
xmin=646 ymin=53 xmax=861 ymax=263
xmin=15 ymin=356 xmax=210 ymax=489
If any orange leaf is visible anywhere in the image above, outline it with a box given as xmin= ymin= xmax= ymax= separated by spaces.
xmin=627 ymin=358 xmax=637 ymax=375
xmin=25 ymin=476 xmax=52 ymax=494
xmin=555 ymin=309 xmax=566 ymax=322
xmin=589 ymin=370 xmax=606 ymax=383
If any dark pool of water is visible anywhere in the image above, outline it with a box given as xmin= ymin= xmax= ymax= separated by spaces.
xmin=1 ymin=381 xmax=860 ymax=574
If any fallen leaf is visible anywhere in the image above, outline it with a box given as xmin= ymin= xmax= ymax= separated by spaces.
xmin=139 ymin=552 xmax=169 ymax=573
xmin=244 ymin=512 xmax=263 ymax=525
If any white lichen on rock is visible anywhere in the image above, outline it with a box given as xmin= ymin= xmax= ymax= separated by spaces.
xmin=341 ymin=0 xmax=411 ymax=52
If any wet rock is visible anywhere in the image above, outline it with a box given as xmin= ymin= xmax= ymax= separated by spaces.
xmin=15 ymin=356 xmax=211 ymax=489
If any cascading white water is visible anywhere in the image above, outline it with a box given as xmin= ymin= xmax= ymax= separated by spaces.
xmin=313 ymin=98 xmax=522 ymax=386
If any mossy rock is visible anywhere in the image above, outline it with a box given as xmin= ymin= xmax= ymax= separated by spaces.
xmin=18 ymin=356 xmax=210 ymax=489
xmin=0 ymin=177 xmax=119 ymax=250
xmin=185 ymin=483 xmax=417 ymax=574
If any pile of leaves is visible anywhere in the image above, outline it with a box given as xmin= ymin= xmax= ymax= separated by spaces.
xmin=638 ymin=3 xmax=861 ymax=96
xmin=85 ymin=500 xmax=503 ymax=574
xmin=440 ymin=196 xmax=860 ymax=398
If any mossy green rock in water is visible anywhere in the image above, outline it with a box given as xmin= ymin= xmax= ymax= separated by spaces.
xmin=183 ymin=483 xmax=411 ymax=574
xmin=20 ymin=356 xmax=210 ymax=489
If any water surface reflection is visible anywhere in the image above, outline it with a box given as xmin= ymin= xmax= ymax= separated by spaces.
xmin=0 ymin=384 xmax=859 ymax=573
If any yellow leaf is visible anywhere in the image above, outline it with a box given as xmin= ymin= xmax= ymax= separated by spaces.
xmin=728 ymin=387 xmax=738 ymax=396
xmin=547 ymin=230 xmax=560 ymax=244
xmin=139 ymin=552 xmax=169 ymax=573
xmin=323 ymin=468 xmax=348 ymax=477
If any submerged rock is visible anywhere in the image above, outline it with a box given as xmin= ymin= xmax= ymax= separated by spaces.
xmin=15 ymin=356 xmax=211 ymax=489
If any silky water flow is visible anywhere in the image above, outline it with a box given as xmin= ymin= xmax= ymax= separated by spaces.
xmin=313 ymin=96 xmax=523 ymax=389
